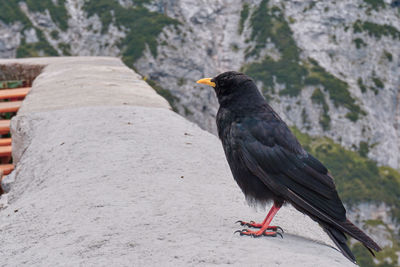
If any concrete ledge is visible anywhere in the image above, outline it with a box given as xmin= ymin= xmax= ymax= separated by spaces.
xmin=0 ymin=57 xmax=353 ymax=266
xmin=0 ymin=57 xmax=170 ymax=114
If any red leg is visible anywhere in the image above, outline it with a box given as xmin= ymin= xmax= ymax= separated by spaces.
xmin=237 ymin=204 xmax=280 ymax=228
xmin=235 ymin=203 xmax=283 ymax=237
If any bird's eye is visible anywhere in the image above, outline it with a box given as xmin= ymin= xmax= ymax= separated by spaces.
xmin=219 ymin=78 xmax=229 ymax=87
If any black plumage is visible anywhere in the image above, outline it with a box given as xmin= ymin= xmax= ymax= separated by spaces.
xmin=197 ymin=71 xmax=381 ymax=263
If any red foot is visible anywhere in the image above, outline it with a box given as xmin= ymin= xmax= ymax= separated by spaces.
xmin=236 ymin=220 xmax=283 ymax=232
xmin=234 ymin=203 xmax=283 ymax=238
xmin=235 ymin=228 xmax=283 ymax=238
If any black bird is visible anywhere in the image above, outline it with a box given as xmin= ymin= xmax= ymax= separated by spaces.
xmin=391 ymin=0 xmax=400 ymax=7
xmin=197 ymin=71 xmax=381 ymax=263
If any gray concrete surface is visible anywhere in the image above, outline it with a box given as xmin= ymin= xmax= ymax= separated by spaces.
xmin=0 ymin=57 xmax=354 ymax=266
xmin=0 ymin=57 xmax=170 ymax=114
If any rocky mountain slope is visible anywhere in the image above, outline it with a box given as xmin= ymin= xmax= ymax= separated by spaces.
xmin=0 ymin=0 xmax=400 ymax=265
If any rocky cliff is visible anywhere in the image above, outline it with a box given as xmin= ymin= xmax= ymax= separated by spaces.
xmin=1 ymin=0 xmax=400 ymax=265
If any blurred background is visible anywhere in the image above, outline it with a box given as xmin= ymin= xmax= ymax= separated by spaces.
xmin=0 ymin=0 xmax=399 ymax=266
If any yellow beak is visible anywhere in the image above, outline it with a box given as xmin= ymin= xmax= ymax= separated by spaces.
xmin=196 ymin=78 xmax=216 ymax=87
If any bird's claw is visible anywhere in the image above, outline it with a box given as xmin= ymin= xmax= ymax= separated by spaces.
xmin=235 ymin=220 xmax=260 ymax=228
xmin=270 ymin=231 xmax=283 ymax=238
xmin=234 ymin=228 xmax=283 ymax=238
xmin=235 ymin=220 xmax=284 ymax=233
xmin=236 ymin=220 xmax=254 ymax=228
xmin=234 ymin=229 xmax=250 ymax=235
xmin=269 ymin=226 xmax=284 ymax=233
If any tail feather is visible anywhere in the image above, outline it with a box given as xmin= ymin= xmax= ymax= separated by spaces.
xmin=323 ymin=224 xmax=356 ymax=263
xmin=322 ymin=219 xmax=381 ymax=264
xmin=286 ymin=189 xmax=381 ymax=261
xmin=340 ymin=219 xmax=382 ymax=252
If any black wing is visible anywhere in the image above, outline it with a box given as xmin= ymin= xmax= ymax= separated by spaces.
xmin=229 ymin=117 xmax=346 ymax=222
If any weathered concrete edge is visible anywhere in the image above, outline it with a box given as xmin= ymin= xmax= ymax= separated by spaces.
xmin=0 ymin=56 xmax=171 ymax=114
xmin=0 ymin=57 xmax=171 ymax=163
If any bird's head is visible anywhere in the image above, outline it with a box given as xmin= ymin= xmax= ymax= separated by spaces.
xmin=196 ymin=71 xmax=257 ymax=103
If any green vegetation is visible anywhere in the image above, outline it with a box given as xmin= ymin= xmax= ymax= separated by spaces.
xmin=358 ymin=77 xmax=367 ymax=93
xmin=238 ymin=3 xmax=250 ymax=34
xmin=372 ymin=77 xmax=384 ymax=89
xmin=3 ymin=1 xmax=180 ymax=110
xmin=243 ymin=0 xmax=306 ymax=96
xmin=311 ymin=88 xmax=326 ymax=106
xmin=370 ymin=86 xmax=379 ymax=95
xmin=58 ymin=43 xmax=71 ymax=56
xmin=83 ymin=0 xmax=179 ymax=66
xmin=16 ymin=29 xmax=58 ymax=57
xmin=306 ymin=59 xmax=365 ymax=122
xmin=145 ymin=78 xmax=178 ymax=112
xmin=50 ymin=30 xmax=59 ymax=40
xmin=242 ymin=1 xmax=363 ymax=122
xmin=183 ymin=105 xmax=193 ymax=116
xmin=301 ymin=108 xmax=309 ymax=126
xmin=0 ymin=0 xmax=32 ymax=26
xmin=311 ymin=88 xmax=331 ymax=130
xmin=352 ymin=220 xmax=399 ymax=267
xmin=25 ymin=0 xmax=69 ymax=31
xmin=358 ymin=75 xmax=381 ymax=95
xmin=319 ymin=113 xmax=331 ymax=131
xmin=383 ymin=50 xmax=393 ymax=62
xmin=302 ymin=1 xmax=316 ymax=12
xmin=0 ymin=1 xmax=61 ymax=58
xmin=177 ymin=77 xmax=186 ymax=86
xmin=358 ymin=141 xmax=370 ymax=157
xmin=353 ymin=20 xmax=400 ymax=40
xmin=362 ymin=0 xmax=385 ymax=9
xmin=353 ymin=38 xmax=367 ymax=49
xmin=231 ymin=43 xmax=239 ymax=52
xmin=292 ymin=127 xmax=400 ymax=224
